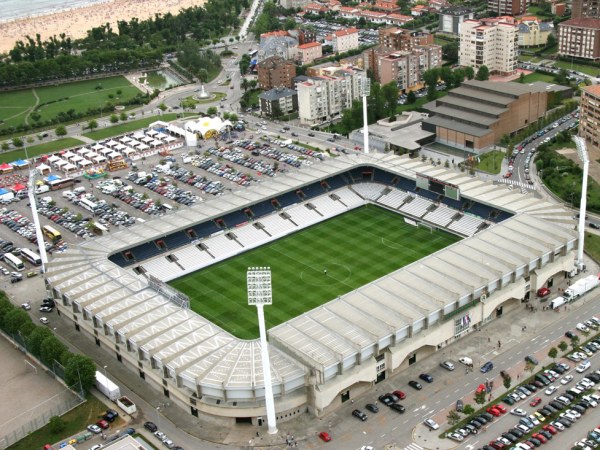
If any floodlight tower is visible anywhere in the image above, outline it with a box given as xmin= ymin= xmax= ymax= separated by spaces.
xmin=247 ymin=266 xmax=278 ymax=435
xmin=573 ymin=136 xmax=589 ymax=271
xmin=24 ymin=146 xmax=49 ymax=272
xmin=361 ymin=76 xmax=371 ymax=154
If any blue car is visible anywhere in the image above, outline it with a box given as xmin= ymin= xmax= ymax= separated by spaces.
xmin=481 ymin=361 xmax=494 ymax=373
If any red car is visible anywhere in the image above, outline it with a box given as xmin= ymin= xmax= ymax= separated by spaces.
xmin=486 ymin=406 xmax=501 ymax=417
xmin=503 ymin=172 xmax=513 ymax=179
xmin=96 ymin=419 xmax=109 ymax=430
xmin=532 ymin=433 xmax=548 ymax=443
xmin=537 ymin=287 xmax=551 ymax=298
xmin=318 ymin=431 xmax=331 ymax=442
xmin=494 ymin=404 xmax=507 ymax=414
xmin=393 ymin=390 xmax=406 ymax=400
xmin=530 ymin=397 xmax=542 ymax=407
xmin=476 ymin=384 xmax=486 ymax=394
xmin=542 ymin=424 xmax=557 ymax=435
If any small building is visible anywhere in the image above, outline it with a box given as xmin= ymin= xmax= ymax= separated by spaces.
xmin=372 ymin=0 xmax=401 ymax=13
xmin=438 ymin=7 xmax=474 ymax=35
xmin=298 ymin=42 xmax=323 ymax=64
xmin=328 ymin=28 xmax=360 ymax=53
xmin=259 ymin=87 xmax=299 ymax=118
xmin=411 ymin=4 xmax=429 ymax=16
xmin=552 ymin=2 xmax=567 ymax=16
xmin=518 ymin=18 xmax=552 ymax=47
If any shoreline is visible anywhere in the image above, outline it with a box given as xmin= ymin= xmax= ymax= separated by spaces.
xmin=0 ymin=0 xmax=113 ymax=24
xmin=0 ymin=0 xmax=207 ymax=54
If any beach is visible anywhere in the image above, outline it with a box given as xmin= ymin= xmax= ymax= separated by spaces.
xmin=0 ymin=0 xmax=207 ymax=54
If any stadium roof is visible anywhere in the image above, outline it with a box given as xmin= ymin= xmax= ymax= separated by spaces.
xmin=46 ymin=152 xmax=576 ymax=393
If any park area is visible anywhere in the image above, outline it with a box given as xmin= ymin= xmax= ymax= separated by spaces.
xmin=0 ymin=76 xmax=142 ymax=133
xmin=170 ymin=204 xmax=461 ymax=339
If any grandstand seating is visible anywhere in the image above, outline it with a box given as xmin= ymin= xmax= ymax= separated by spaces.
xmin=422 ymin=205 xmax=455 ymax=228
xmin=399 ymin=196 xmax=431 ymax=218
xmin=325 ymin=175 xmax=348 ymax=191
xmin=286 ymin=204 xmax=323 ymax=225
xmin=162 ymin=232 xmax=191 ymax=250
xmin=232 ymin=225 xmax=271 ymax=248
xmin=395 ymin=176 xmax=416 ymax=193
xmin=248 ymin=201 xmax=276 ymax=219
xmin=378 ymin=190 xmax=411 ymax=209
xmin=142 ymin=257 xmax=183 ymax=279
xmin=448 ymin=214 xmax=484 ymax=236
xmin=258 ymin=214 xmax=296 ymax=237
xmin=373 ymin=169 xmax=396 ymax=185
xmin=206 ymin=234 xmax=244 ymax=256
xmin=277 ymin=191 xmax=300 ymax=208
xmin=222 ymin=210 xmax=250 ymax=228
xmin=350 ymin=183 xmax=386 ymax=201
xmin=310 ymin=195 xmax=347 ymax=216
xmin=334 ymin=188 xmax=364 ymax=208
xmin=190 ymin=221 xmax=220 ymax=239
xmin=129 ymin=242 xmax=165 ymax=262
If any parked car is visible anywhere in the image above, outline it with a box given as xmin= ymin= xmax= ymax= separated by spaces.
xmin=481 ymin=361 xmax=494 ymax=373
xmin=419 ymin=373 xmax=433 ymax=383
xmin=424 ymin=418 xmax=439 ymax=430
xmin=441 ymin=360 xmax=455 ymax=371
xmin=352 ymin=409 xmax=367 ymax=421
xmin=318 ymin=431 xmax=332 ymax=442
xmin=525 ymin=355 xmax=539 ymax=365
xmin=366 ymin=403 xmax=378 ymax=413
xmin=409 ymin=380 xmax=423 ymax=390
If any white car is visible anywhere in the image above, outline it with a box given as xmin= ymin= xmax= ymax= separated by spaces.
xmin=39 ymin=317 xmax=49 ymax=325
xmin=424 ymin=418 xmax=439 ymax=430
xmin=154 ymin=431 xmax=166 ymax=440
xmin=87 ymin=424 xmax=101 ymax=434
xmin=21 ymin=302 xmax=31 ymax=310
xmin=561 ymin=374 xmax=574 ymax=385
xmin=440 ymin=360 xmax=455 ymax=371
xmin=581 ymin=377 xmax=595 ymax=388
xmin=528 ymin=414 xmax=540 ymax=426
xmin=550 ymin=420 xmax=565 ymax=431
xmin=447 ymin=432 xmax=464 ymax=441
xmin=567 ymin=353 xmax=581 ymax=362
xmin=88 ymin=445 xmax=102 ymax=450
xmin=577 ymin=322 xmax=590 ymax=332
xmin=576 ymin=360 xmax=591 ymax=373
xmin=458 ymin=356 xmax=473 ymax=366
xmin=510 ymin=408 xmax=527 ymax=416
xmin=545 ymin=385 xmax=558 ymax=395
xmin=583 ymin=395 xmax=598 ymax=407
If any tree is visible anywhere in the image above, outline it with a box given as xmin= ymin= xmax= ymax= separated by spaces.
xmin=64 ymin=354 xmax=97 ymax=392
xmin=229 ymin=113 xmax=238 ymax=122
xmin=119 ymin=111 xmax=128 ymax=121
xmin=546 ymin=33 xmax=556 ymax=48
xmin=475 ymin=65 xmax=489 ymax=81
xmin=554 ymin=68 xmax=569 ymax=85
xmin=440 ymin=66 xmax=453 ymax=88
xmin=207 ymin=106 xmax=218 ymax=115
xmin=40 ymin=335 xmax=68 ymax=366
xmin=406 ymin=91 xmax=416 ymax=104
xmin=518 ymin=72 xmax=526 ymax=83
xmin=239 ymin=54 xmax=251 ymax=75
xmin=451 ymin=68 xmax=465 ymax=88
xmin=447 ymin=410 xmax=461 ymax=425
xmin=503 ymin=374 xmax=512 ymax=389
xmin=11 ymin=137 xmax=23 ymax=147
xmin=26 ymin=326 xmax=52 ymax=357
xmin=548 ymin=347 xmax=558 ymax=361
xmin=88 ymin=119 xmax=98 ymax=130
xmin=2 ymin=309 xmax=31 ymax=335
xmin=465 ymin=66 xmax=474 ymax=80
xmin=158 ymin=103 xmax=168 ymax=112
xmin=558 ymin=341 xmax=569 ymax=352
xmin=48 ymin=416 xmax=66 ymax=434
xmin=571 ymin=335 xmax=580 ymax=350
xmin=55 ymin=125 xmax=67 ymax=136
xmin=525 ymin=361 xmax=536 ymax=375
xmin=1 ymin=143 xmax=9 ymax=151
xmin=474 ymin=390 xmax=486 ymax=405
xmin=463 ymin=404 xmax=475 ymax=415
xmin=110 ymin=114 xmax=119 ymax=123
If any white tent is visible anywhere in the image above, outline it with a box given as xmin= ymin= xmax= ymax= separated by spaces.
xmin=146 ymin=129 xmax=158 ymax=136
xmin=105 ymin=140 xmax=119 ymax=147
xmin=47 ymin=155 xmax=61 ymax=164
xmin=78 ymin=159 xmax=92 ymax=168
xmin=63 ymin=151 xmax=76 ymax=160
xmin=71 ymin=155 xmax=83 ymax=164
xmin=164 ymin=136 xmax=176 ymax=143
xmin=100 ymin=148 xmax=113 ymax=156
xmin=155 ymin=132 xmax=168 ymax=140
xmin=122 ymin=148 xmax=136 ymax=156
xmin=130 ymin=140 xmax=142 ymax=148
xmin=77 ymin=148 xmax=89 ymax=156
xmin=137 ymin=143 xmax=149 ymax=151
xmin=150 ymin=140 xmax=162 ymax=147
xmin=132 ymin=131 xmax=145 ymax=139
xmin=63 ymin=163 xmax=77 ymax=172
xmin=141 ymin=136 xmax=153 ymax=143
xmin=93 ymin=155 xmax=106 ymax=164
xmin=92 ymin=143 xmax=104 ymax=151
xmin=55 ymin=159 xmax=68 ymax=168
xmin=120 ymin=136 xmax=132 ymax=144
xmin=36 ymin=163 xmax=51 ymax=175
xmin=108 ymin=152 xmax=121 ymax=160
xmin=86 ymin=152 xmax=99 ymax=159
xmin=115 ymin=143 xmax=126 ymax=151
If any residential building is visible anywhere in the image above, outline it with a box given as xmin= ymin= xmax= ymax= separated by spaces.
xmin=411 ymin=4 xmax=429 ymax=15
xmin=360 ymin=10 xmax=389 ymax=23
xmin=552 ymin=3 xmax=567 ymax=16
xmin=459 ymin=17 xmax=518 ymax=76
xmin=429 ymin=0 xmax=451 ymax=11
xmin=518 ymin=18 xmax=552 ymax=47
xmin=372 ymin=0 xmax=401 ymax=13
xmin=297 ymin=66 xmax=366 ymax=125
xmin=258 ymin=32 xmax=299 ymax=61
xmin=259 ymin=87 xmax=299 ymax=118
xmin=572 ymin=0 xmax=600 ymax=18
xmin=578 ymin=85 xmax=600 ymax=152
xmin=298 ymin=42 xmax=323 ymax=64
xmin=257 ymin=56 xmax=297 ymax=90
xmin=288 ymin=28 xmax=317 ymax=46
xmin=422 ymin=80 xmax=554 ymax=152
xmin=379 ymin=27 xmax=434 ymax=52
xmin=558 ymin=18 xmax=600 ymax=60
xmin=328 ymin=27 xmax=360 ymax=53
xmin=438 ymin=7 xmax=474 ymax=35
xmin=488 ymin=0 xmax=526 ymax=16
xmin=387 ymin=13 xmax=414 ymax=26
xmin=376 ymin=45 xmax=442 ymax=90
xmin=304 ymin=3 xmax=329 ymax=13
xmin=279 ymin=0 xmax=310 ymax=8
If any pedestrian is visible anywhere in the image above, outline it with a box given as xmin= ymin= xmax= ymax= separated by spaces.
xmin=323 ymin=268 xmax=327 ymax=276
xmin=498 ymin=340 xmax=501 ymax=349
xmin=351 ymin=399 xmax=354 ymax=404
xmin=256 ymin=432 xmax=260 ymax=437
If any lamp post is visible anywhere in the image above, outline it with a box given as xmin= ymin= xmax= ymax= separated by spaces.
xmin=247 ymin=266 xmax=277 ymax=435
xmin=103 ymin=365 xmax=108 ymax=383
xmin=573 ymin=136 xmax=589 ymax=271
xmin=156 ymin=406 xmax=161 ymax=429
xmin=361 ymin=76 xmax=371 ymax=154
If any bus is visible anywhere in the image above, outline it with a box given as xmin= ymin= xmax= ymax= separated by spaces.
xmin=78 ymin=197 xmax=98 ymax=213
xmin=43 ymin=225 xmax=62 ymax=243
xmin=20 ymin=248 xmax=41 ymax=266
xmin=249 ymin=49 xmax=258 ymax=58
xmin=4 ymin=253 xmax=24 ymax=271
xmin=48 ymin=178 xmax=75 ymax=191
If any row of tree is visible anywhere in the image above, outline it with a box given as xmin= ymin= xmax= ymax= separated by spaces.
xmin=0 ymin=292 xmax=96 ymax=393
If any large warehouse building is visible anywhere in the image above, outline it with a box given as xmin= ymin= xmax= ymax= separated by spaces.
xmin=45 ymin=152 xmax=577 ymax=424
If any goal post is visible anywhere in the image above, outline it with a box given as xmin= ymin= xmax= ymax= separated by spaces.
xmin=417 ymin=222 xmax=434 ymax=233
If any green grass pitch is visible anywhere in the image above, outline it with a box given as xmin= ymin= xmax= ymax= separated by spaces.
xmin=170 ymin=205 xmax=461 ymax=339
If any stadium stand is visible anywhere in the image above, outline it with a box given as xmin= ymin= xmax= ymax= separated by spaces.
xmin=310 ymin=195 xmax=347 ymax=216
xmin=350 ymin=183 xmax=386 ymax=201
xmin=399 ymin=196 xmax=432 ymax=218
xmin=378 ymin=189 xmax=411 ymax=209
xmin=333 ymin=188 xmax=363 ymax=207
xmin=422 ymin=205 xmax=456 ymax=227
xmin=258 ymin=214 xmax=297 ymax=237
xmin=448 ymin=213 xmax=485 ymax=236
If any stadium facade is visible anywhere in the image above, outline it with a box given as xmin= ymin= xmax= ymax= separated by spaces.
xmin=45 ymin=153 xmax=577 ymax=424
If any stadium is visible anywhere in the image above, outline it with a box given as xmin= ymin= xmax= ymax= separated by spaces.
xmin=45 ymin=151 xmax=578 ymax=424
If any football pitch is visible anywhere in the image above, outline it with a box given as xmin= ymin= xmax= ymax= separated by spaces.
xmin=169 ymin=205 xmax=461 ymax=339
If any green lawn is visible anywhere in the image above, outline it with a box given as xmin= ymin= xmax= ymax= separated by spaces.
xmin=585 ymin=232 xmax=600 ymax=262
xmin=520 ymin=72 xmax=555 ymax=83
xmin=398 ymin=91 xmax=447 ymax=112
xmin=0 ymin=76 xmax=142 ymax=132
xmin=0 ymin=138 xmax=85 ymax=163
xmin=83 ymin=113 xmax=197 ymax=140
xmin=553 ymin=60 xmax=600 ymax=76
xmin=170 ymin=205 xmax=461 ymax=339
xmin=7 ymin=395 xmax=109 ymax=450
xmin=476 ymin=150 xmax=505 ymax=174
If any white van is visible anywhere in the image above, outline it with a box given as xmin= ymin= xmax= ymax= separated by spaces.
xmin=73 ymin=186 xmax=86 ymax=195
xmin=35 ymin=185 xmax=50 ymax=194
xmin=458 ymin=356 xmax=473 ymax=366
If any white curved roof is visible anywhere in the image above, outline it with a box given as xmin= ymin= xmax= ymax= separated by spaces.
xmin=184 ymin=117 xmax=233 ymax=138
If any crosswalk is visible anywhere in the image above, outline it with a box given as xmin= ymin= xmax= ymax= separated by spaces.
xmin=402 ymin=444 xmax=423 ymax=450
xmin=495 ymin=178 xmax=537 ymax=191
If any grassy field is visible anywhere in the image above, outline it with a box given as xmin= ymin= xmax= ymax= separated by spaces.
xmin=476 ymin=150 xmax=504 ymax=174
xmin=553 ymin=60 xmax=600 ymax=76
xmin=83 ymin=113 xmax=197 ymax=140
xmin=0 ymin=77 xmax=141 ymax=132
xmin=585 ymin=232 xmax=600 ymax=263
xmin=0 ymin=138 xmax=85 ymax=163
xmin=170 ymin=205 xmax=461 ymax=339
xmin=7 ymin=394 xmax=110 ymax=450
xmin=520 ymin=72 xmax=555 ymax=83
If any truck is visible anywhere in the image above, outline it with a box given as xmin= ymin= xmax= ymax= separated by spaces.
xmin=550 ymin=296 xmax=567 ymax=310
xmin=95 ymin=371 xmax=121 ymax=401
xmin=116 ymin=396 xmax=137 ymax=415
xmin=563 ymin=275 xmax=600 ymax=302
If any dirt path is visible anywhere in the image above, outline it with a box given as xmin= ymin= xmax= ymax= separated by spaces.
xmin=23 ymin=88 xmax=40 ymax=126
xmin=557 ymin=144 xmax=600 ymax=182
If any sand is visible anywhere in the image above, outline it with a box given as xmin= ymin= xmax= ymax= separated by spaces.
xmin=0 ymin=0 xmax=207 ymax=54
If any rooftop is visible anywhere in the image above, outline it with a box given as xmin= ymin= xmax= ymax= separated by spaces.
xmin=259 ymin=87 xmax=297 ymax=101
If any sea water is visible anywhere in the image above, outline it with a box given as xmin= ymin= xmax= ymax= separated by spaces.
xmin=0 ymin=0 xmax=111 ymax=22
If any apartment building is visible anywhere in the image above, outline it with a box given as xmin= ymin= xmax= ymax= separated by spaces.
xmin=459 ymin=17 xmax=518 ymax=76
xmin=558 ymin=18 xmax=600 ymax=60
xmin=298 ymin=42 xmax=323 ymax=64
xmin=579 ymin=85 xmax=600 ymax=152
xmin=379 ymin=27 xmax=434 ymax=52
xmin=438 ymin=7 xmax=474 ymax=35
xmin=259 ymin=87 xmax=298 ymax=118
xmin=297 ymin=66 xmax=366 ymax=125
xmin=518 ymin=18 xmax=552 ymax=47
xmin=257 ymin=56 xmax=297 ymax=90
xmin=488 ymin=0 xmax=526 ymax=16
xmin=329 ymin=28 xmax=360 ymax=53
xmin=377 ymin=45 xmax=442 ymax=90
xmin=572 ymin=0 xmax=600 ymax=18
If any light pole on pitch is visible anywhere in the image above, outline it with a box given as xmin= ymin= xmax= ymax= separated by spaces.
xmin=247 ymin=266 xmax=277 ymax=435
